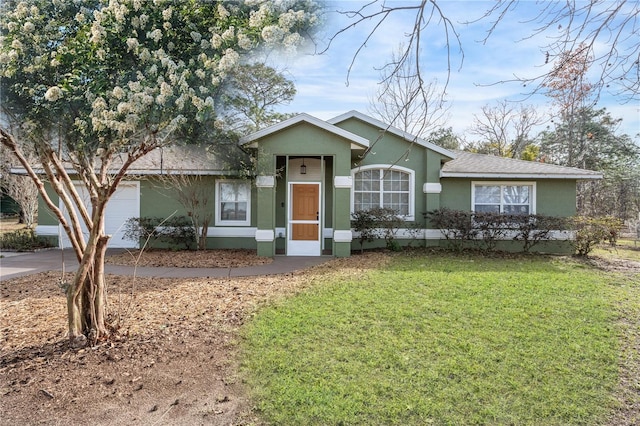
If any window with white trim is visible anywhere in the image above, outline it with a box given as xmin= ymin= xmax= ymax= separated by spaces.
xmin=216 ymin=180 xmax=250 ymax=226
xmin=352 ymin=166 xmax=414 ymax=219
xmin=472 ymin=182 xmax=535 ymax=214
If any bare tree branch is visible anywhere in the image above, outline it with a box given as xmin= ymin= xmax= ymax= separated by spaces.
xmin=368 ymin=46 xmax=450 ymax=139
xmin=323 ymin=1 xmax=463 ymax=90
xmin=483 ymin=0 xmax=639 ymax=102
xmin=331 ymin=0 xmax=638 ymax=102
xmin=470 ymin=100 xmax=546 ymax=158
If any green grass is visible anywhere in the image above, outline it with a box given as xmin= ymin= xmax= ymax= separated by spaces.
xmin=241 ymin=252 xmax=622 ymax=425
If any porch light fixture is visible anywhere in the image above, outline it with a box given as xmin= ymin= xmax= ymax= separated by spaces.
xmin=300 ymin=158 xmax=307 ymax=174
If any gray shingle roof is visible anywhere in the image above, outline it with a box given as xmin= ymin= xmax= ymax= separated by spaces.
xmin=10 ymin=145 xmax=244 ymax=176
xmin=128 ymin=145 xmax=232 ymax=174
xmin=441 ymin=151 xmax=603 ymax=179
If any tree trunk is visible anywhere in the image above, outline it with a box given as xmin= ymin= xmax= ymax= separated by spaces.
xmin=199 ymin=217 xmax=210 ymax=250
xmin=66 ymin=202 xmax=111 ymax=348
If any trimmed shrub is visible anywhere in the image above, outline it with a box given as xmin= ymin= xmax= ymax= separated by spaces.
xmin=426 ymin=208 xmax=569 ymax=253
xmin=351 ymin=210 xmax=377 ymax=253
xmin=508 ymin=214 xmax=568 ymax=253
xmin=473 ymin=211 xmax=510 ymax=251
xmin=369 ymin=207 xmax=403 ymax=251
xmin=350 ymin=207 xmax=403 ymax=252
xmin=123 ymin=216 xmax=196 ymax=250
xmin=0 ymin=229 xmax=52 ymax=251
xmin=572 ymin=216 xmax=624 ymax=256
xmin=425 ymin=208 xmax=477 ymax=252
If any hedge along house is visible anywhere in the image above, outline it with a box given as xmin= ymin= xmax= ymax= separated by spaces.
xmin=33 ymin=110 xmax=602 ymax=256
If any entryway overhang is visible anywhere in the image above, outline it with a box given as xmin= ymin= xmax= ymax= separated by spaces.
xmin=239 ymin=113 xmax=369 ymax=151
xmin=240 ymin=114 xmax=364 ymax=258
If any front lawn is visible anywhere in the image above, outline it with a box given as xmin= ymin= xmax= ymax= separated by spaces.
xmin=241 ymin=252 xmax=629 ymax=425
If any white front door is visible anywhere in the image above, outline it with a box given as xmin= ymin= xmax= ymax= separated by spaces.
xmin=287 ymin=183 xmax=321 ymax=256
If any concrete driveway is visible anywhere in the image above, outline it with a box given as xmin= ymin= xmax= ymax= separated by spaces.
xmin=0 ymin=249 xmax=331 ymax=281
xmin=1 ymin=249 xmax=81 ymax=281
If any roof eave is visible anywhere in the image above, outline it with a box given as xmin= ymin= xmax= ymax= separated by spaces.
xmin=10 ymin=167 xmax=235 ymax=176
xmin=440 ymin=172 xmax=604 ymax=180
xmin=328 ymin=110 xmax=456 ymax=159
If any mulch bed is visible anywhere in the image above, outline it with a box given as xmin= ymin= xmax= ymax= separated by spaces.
xmin=105 ymin=249 xmax=273 ymax=268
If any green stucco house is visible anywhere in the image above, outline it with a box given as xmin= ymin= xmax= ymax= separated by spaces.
xmin=35 ymin=110 xmax=602 ymax=256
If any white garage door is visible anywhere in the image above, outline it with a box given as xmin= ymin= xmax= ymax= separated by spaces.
xmin=60 ymin=181 xmax=140 ymax=249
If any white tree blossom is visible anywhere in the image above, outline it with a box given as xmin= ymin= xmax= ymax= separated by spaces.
xmin=0 ymin=0 xmax=320 ymax=346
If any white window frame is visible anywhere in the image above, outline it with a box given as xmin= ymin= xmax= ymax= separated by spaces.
xmin=471 ymin=181 xmax=536 ymax=214
xmin=215 ymin=179 xmax=251 ymax=226
xmin=351 ymin=164 xmax=415 ymax=220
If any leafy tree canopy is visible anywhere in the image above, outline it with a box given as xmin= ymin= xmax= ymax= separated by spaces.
xmin=539 ymin=107 xmax=639 ymax=172
xmin=1 ymin=0 xmax=318 ymax=152
xmin=0 ymin=0 xmax=320 ymax=346
xmin=219 ymin=62 xmax=297 ymax=135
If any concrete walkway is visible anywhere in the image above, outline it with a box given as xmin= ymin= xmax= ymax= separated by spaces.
xmin=0 ymin=249 xmax=332 ymax=281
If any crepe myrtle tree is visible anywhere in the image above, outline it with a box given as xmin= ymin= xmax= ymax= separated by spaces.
xmin=0 ymin=0 xmax=319 ymax=347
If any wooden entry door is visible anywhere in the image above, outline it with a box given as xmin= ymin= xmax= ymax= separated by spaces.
xmin=288 ymin=183 xmax=321 ymax=255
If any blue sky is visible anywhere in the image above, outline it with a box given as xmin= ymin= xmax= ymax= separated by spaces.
xmin=272 ymin=1 xmax=640 ymax=142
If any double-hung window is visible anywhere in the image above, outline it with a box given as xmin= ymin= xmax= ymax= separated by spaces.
xmin=216 ymin=180 xmax=250 ymax=226
xmin=472 ymin=182 xmax=535 ymax=214
xmin=352 ymin=165 xmax=414 ymax=219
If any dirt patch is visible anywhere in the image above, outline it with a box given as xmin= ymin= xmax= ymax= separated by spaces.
xmin=105 ymin=249 xmax=273 ymax=268
xmin=0 ymin=253 xmax=388 ymax=425
xmin=588 ymin=256 xmax=640 ymax=275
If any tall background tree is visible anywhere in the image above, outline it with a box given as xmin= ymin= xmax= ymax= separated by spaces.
xmin=219 ymin=62 xmax=297 ymax=134
xmin=427 ymin=127 xmax=462 ymax=151
xmin=542 ymin=43 xmax=596 ymax=168
xmin=0 ymin=0 xmax=319 ymax=346
xmin=469 ymin=101 xmax=545 ymax=159
xmin=539 ymin=43 xmax=640 ymax=220
xmin=539 ymin=107 xmax=640 ymax=220
xmin=368 ymin=46 xmax=448 ymax=140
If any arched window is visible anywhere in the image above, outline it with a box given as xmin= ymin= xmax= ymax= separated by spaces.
xmin=352 ymin=165 xmax=414 ymax=219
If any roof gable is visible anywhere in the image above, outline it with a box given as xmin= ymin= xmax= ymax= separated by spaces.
xmin=239 ymin=113 xmax=369 ymax=150
xmin=441 ymin=151 xmax=603 ymax=179
xmin=327 ymin=110 xmax=456 ymax=159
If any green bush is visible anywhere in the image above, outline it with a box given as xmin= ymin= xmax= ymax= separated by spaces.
xmin=369 ymin=207 xmax=403 ymax=251
xmin=0 ymin=229 xmax=52 ymax=251
xmin=508 ymin=214 xmax=568 ymax=253
xmin=350 ymin=207 xmax=403 ymax=252
xmin=572 ymin=216 xmax=624 ymax=256
xmin=426 ymin=209 xmax=568 ymax=252
xmin=473 ymin=211 xmax=510 ymax=251
xmin=425 ymin=208 xmax=477 ymax=251
xmin=123 ymin=216 xmax=196 ymax=250
xmin=351 ymin=210 xmax=377 ymax=253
